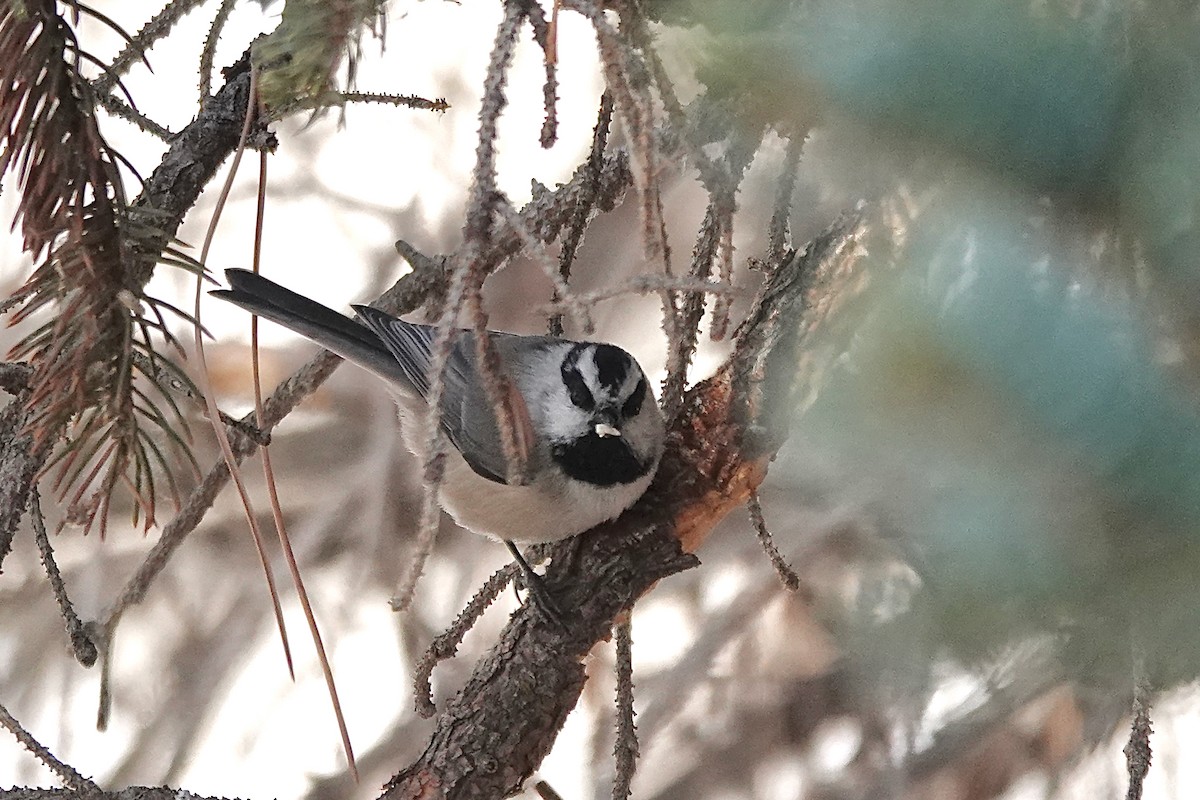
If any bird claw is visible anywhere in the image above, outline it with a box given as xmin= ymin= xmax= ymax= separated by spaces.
xmin=506 ymin=540 xmax=568 ymax=630
xmin=517 ymin=572 xmax=567 ymax=629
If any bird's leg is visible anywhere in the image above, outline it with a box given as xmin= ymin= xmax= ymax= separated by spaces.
xmin=505 ymin=540 xmax=566 ymax=628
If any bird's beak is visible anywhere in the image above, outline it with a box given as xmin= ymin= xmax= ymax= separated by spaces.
xmin=594 ymin=422 xmax=621 ymax=438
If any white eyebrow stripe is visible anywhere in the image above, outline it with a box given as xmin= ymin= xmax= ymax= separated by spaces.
xmin=576 ymin=347 xmax=600 ymax=394
xmin=572 ymin=345 xmax=642 ymax=406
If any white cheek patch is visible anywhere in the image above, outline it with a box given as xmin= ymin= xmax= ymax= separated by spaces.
xmin=543 ymin=393 xmax=592 ymax=442
xmin=531 ymin=350 xmax=596 ymax=443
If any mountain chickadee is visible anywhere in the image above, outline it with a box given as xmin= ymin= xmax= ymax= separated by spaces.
xmin=212 ymin=270 xmax=665 ymax=590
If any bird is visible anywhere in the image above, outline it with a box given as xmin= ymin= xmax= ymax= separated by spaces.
xmin=211 ymin=269 xmax=665 ymax=615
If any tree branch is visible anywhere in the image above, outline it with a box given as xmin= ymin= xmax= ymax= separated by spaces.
xmin=0 ymin=387 xmax=39 ymax=570
xmin=384 ymin=211 xmax=867 ymax=799
xmin=97 ymin=145 xmax=636 ymax=663
xmin=0 ymin=789 xmax=225 ymax=800
xmin=127 ymin=48 xmax=274 ymax=287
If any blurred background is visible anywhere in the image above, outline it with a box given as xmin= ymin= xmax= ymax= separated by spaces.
xmin=4 ymin=1 xmax=1200 ymax=798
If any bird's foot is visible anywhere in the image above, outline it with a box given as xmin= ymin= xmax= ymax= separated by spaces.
xmin=505 ymin=540 xmax=567 ymax=629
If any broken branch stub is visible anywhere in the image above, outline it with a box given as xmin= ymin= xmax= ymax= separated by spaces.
xmin=666 ymin=210 xmax=866 ymax=553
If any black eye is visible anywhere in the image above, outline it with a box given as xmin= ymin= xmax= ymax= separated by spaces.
xmin=563 ymin=368 xmax=594 ymax=410
xmin=622 ymin=378 xmax=647 ymax=418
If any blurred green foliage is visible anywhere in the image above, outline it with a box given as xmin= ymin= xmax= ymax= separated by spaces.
xmin=657 ymin=0 xmax=1200 ymax=686
xmin=675 ymin=0 xmax=1200 ymax=296
xmin=798 ymin=187 xmax=1200 ymax=682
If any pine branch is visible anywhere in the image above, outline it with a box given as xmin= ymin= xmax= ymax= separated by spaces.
xmin=126 ymin=49 xmax=268 ymax=286
xmin=384 ymin=212 xmax=867 ymax=799
xmin=99 ymin=148 xmax=635 ymax=650
xmin=1 ymin=23 xmax=281 ymax=536
xmin=0 ymin=6 xmax=268 ymax=536
xmin=251 ymin=0 xmax=386 ymax=114
xmin=1 ymin=2 xmax=131 ymax=476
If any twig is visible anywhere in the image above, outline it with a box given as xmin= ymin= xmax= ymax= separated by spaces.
xmin=513 ymin=149 xmax=632 ymax=249
xmin=631 ymin=10 xmax=725 ymax=197
xmin=394 ymin=240 xmax=449 ymax=286
xmin=198 ymin=0 xmax=238 ymax=104
xmin=496 ymin=199 xmax=592 ymax=334
xmin=94 ymin=91 xmax=175 ymax=141
xmin=413 ymin=563 xmax=519 ymax=717
xmin=710 ymin=201 xmax=737 ymax=340
xmin=525 ymin=0 xmax=559 ymax=148
xmin=464 ymin=0 xmax=525 ymax=245
xmin=274 ymin=91 xmax=450 ymax=116
xmin=1125 ymin=654 xmax=1153 ymax=800
xmin=127 ymin=50 xmax=277 ymax=289
xmin=705 ymin=136 xmax=764 ymax=346
xmin=92 ymin=0 xmax=209 ymax=94
xmin=467 ymin=288 xmax=530 ymax=484
xmin=747 ymin=490 xmax=801 ymax=592
xmin=0 ymin=700 xmax=99 ymax=792
xmin=662 ymin=129 xmax=762 ymax=419
xmin=766 ymin=135 xmax=804 ymax=268
xmin=129 ymin=350 xmax=271 ymax=446
xmin=660 ymin=202 xmax=720 ymax=422
xmin=613 ymin=618 xmax=638 ymax=800
xmin=389 ymin=473 xmax=445 ymax=613
xmin=550 ymin=91 xmax=614 ymax=336
xmin=537 ymin=276 xmax=746 ymax=316
xmin=0 ymin=789 xmax=229 ymax=800
xmin=29 ymin=487 xmax=97 ymax=666
xmin=426 ymin=0 xmax=534 ymax=496
xmin=399 ymin=2 xmax=530 ymax=603
xmin=567 ymin=0 xmax=668 ymax=272
xmin=390 ymin=252 xmax=491 ymax=605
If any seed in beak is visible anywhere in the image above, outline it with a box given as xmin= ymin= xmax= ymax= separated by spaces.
xmin=594 ymin=422 xmax=621 ymax=438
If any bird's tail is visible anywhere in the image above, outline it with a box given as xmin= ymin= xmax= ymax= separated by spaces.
xmin=211 ymin=269 xmax=409 ymax=385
